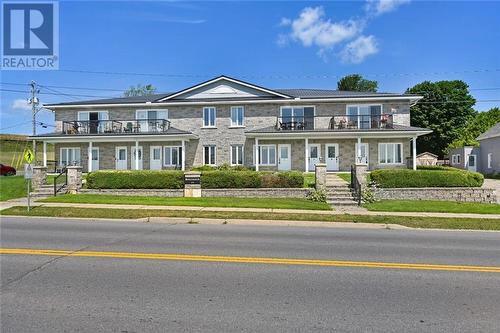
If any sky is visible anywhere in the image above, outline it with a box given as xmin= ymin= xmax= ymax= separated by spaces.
xmin=1 ymin=0 xmax=499 ymax=135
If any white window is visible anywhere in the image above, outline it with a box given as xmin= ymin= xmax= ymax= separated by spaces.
xmin=230 ymin=145 xmax=244 ymax=165
xmin=488 ymin=153 xmax=493 ymax=168
xmin=279 ymin=106 xmax=315 ymax=130
xmin=60 ymin=147 xmax=81 ymax=167
xmin=253 ymin=144 xmax=276 ymax=166
xmin=203 ymin=107 xmax=216 ymax=127
xmin=346 ymin=105 xmax=382 ymax=129
xmin=230 ymin=106 xmax=244 ymax=127
xmin=164 ymin=146 xmax=181 ymax=166
xmin=203 ymin=145 xmax=216 ymax=165
xmin=379 ymin=143 xmax=403 ymax=164
xmin=136 ymin=109 xmax=168 ymax=132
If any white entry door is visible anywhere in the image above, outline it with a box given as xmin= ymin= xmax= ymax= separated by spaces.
xmin=131 ymin=146 xmax=143 ymax=170
xmin=467 ymin=154 xmax=477 ymax=172
xmin=91 ymin=148 xmax=99 ymax=171
xmin=355 ymin=143 xmax=369 ymax=165
xmin=115 ymin=146 xmax=128 ymax=170
xmin=150 ymin=146 xmax=162 ymax=170
xmin=308 ymin=144 xmax=321 ymax=171
xmin=325 ymin=144 xmax=339 ymax=171
xmin=278 ymin=144 xmax=291 ymax=171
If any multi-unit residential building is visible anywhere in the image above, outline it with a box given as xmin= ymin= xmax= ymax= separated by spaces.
xmin=32 ymin=75 xmax=432 ymax=172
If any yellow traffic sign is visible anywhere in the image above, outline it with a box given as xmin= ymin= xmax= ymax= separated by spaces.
xmin=24 ymin=149 xmax=34 ymax=164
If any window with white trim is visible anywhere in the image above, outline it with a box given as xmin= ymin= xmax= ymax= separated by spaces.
xmin=60 ymin=148 xmax=81 ymax=167
xmin=203 ymin=145 xmax=216 ymax=165
xmin=230 ymin=106 xmax=244 ymax=127
xmin=346 ymin=105 xmax=382 ymax=129
xmin=378 ymin=143 xmax=403 ymax=164
xmin=164 ymin=146 xmax=182 ymax=166
xmin=230 ymin=145 xmax=244 ymax=165
xmin=253 ymin=144 xmax=276 ymax=166
xmin=488 ymin=153 xmax=493 ymax=168
xmin=203 ymin=107 xmax=216 ymax=127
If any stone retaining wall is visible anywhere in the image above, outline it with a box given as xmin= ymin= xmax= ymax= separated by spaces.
xmin=376 ymin=187 xmax=497 ymax=203
xmin=81 ymin=189 xmax=184 ymax=197
xmin=202 ymin=188 xmax=310 ymax=198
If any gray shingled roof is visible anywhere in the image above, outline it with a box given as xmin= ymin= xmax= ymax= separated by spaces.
xmin=274 ymin=89 xmax=406 ymax=99
xmin=476 ymin=122 xmax=500 ymax=141
xmin=246 ymin=124 xmax=431 ymax=134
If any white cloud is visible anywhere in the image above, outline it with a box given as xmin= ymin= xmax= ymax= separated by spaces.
xmin=284 ymin=7 xmax=362 ymax=51
xmin=11 ymin=99 xmax=31 ymax=111
xmin=340 ymin=35 xmax=379 ymax=63
xmin=365 ymin=0 xmax=411 ymax=16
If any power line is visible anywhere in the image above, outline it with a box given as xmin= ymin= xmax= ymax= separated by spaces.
xmin=0 ymin=82 xmax=124 ymax=92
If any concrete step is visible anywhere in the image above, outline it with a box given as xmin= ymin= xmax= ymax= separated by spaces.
xmin=327 ymin=200 xmax=359 ymax=206
xmin=326 ymin=187 xmax=352 ymax=192
xmin=327 ymin=194 xmax=356 ymax=199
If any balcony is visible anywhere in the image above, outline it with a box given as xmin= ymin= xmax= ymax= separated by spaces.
xmin=275 ymin=116 xmax=315 ymax=131
xmin=329 ymin=114 xmax=393 ymax=130
xmin=62 ymin=119 xmax=171 ymax=135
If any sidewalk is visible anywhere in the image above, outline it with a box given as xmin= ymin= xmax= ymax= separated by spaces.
xmin=2 ymin=198 xmax=499 ymax=219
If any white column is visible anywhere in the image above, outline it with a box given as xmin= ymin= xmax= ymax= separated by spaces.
xmin=181 ymin=139 xmax=186 ymax=171
xmin=255 ymin=138 xmax=259 ymax=171
xmin=88 ymin=141 xmax=93 ymax=172
xmin=43 ymin=141 xmax=47 ymax=167
xmin=412 ymin=136 xmax=417 ymax=170
xmin=305 ymin=138 xmax=309 ymax=172
xmin=135 ymin=140 xmax=139 ymax=170
xmin=357 ymin=137 xmax=362 ymax=164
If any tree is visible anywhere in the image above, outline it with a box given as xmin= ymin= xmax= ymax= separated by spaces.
xmin=124 ymin=84 xmax=157 ymax=97
xmin=337 ymin=74 xmax=378 ymax=92
xmin=407 ymin=80 xmax=476 ymax=157
xmin=446 ymin=107 xmax=500 ymax=152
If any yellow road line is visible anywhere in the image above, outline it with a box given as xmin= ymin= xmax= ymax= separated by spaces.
xmin=1 ymin=248 xmax=500 ymax=273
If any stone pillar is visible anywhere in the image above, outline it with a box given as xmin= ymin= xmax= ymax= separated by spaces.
xmin=184 ymin=171 xmax=201 ymax=197
xmin=67 ymin=166 xmax=82 ymax=194
xmin=355 ymin=163 xmax=369 ymax=186
xmin=32 ymin=166 xmax=47 ymax=189
xmin=315 ymin=163 xmax=327 ymax=189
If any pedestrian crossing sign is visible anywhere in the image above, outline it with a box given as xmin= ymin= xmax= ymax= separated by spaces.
xmin=24 ymin=149 xmax=34 ymax=164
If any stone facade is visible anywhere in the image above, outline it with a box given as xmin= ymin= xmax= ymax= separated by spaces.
xmin=376 ymin=188 xmax=497 ymax=203
xmin=81 ymin=188 xmax=309 ymax=198
xmin=81 ymin=189 xmax=184 ymax=197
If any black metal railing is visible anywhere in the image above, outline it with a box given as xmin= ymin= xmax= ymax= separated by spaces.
xmin=53 ymin=167 xmax=67 ymax=196
xmin=350 ymin=165 xmax=362 ymax=206
xmin=329 ymin=115 xmax=393 ymax=130
xmin=62 ymin=119 xmax=170 ymax=135
xmin=275 ymin=116 xmax=314 ymax=131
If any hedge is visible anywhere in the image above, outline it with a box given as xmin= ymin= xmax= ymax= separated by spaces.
xmin=417 ymin=165 xmax=458 ymax=171
xmin=86 ymin=170 xmax=184 ymax=189
xmin=200 ymin=171 xmax=304 ymax=189
xmin=370 ymin=169 xmax=484 ymax=188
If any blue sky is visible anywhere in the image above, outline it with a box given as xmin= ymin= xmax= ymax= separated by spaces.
xmin=1 ymin=0 xmax=499 ymax=135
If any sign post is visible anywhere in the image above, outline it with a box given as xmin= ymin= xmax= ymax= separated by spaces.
xmin=24 ymin=149 xmax=35 ymax=212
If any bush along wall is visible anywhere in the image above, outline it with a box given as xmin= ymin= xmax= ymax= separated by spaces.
xmin=370 ymin=169 xmax=484 ymax=188
xmin=86 ymin=170 xmax=185 ymax=189
xmin=200 ymin=171 xmax=304 ymax=189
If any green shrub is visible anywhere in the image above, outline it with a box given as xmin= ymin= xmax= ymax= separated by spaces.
xmin=306 ymin=188 xmax=327 ymax=202
xmin=370 ymin=169 xmax=484 ymax=188
xmin=191 ymin=164 xmax=251 ymax=172
xmin=86 ymin=170 xmax=184 ymax=189
xmin=417 ymin=165 xmax=458 ymax=171
xmin=201 ymin=171 xmax=262 ymax=188
xmin=485 ymin=172 xmax=500 ymax=180
xmin=261 ymin=171 xmax=304 ymax=188
xmin=191 ymin=165 xmax=217 ymax=171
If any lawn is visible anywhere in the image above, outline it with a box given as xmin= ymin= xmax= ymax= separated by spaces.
xmin=0 ymin=176 xmax=27 ymax=201
xmin=336 ymin=173 xmax=351 ymax=183
xmin=41 ymin=194 xmax=332 ymax=210
xmin=364 ymin=200 xmax=500 ymax=215
xmin=2 ymin=206 xmax=499 ymax=230
xmin=303 ymin=172 xmax=315 ymax=188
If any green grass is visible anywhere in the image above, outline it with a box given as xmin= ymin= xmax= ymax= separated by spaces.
xmin=0 ymin=176 xmax=28 ymax=201
xmin=0 ymin=135 xmax=54 ymax=169
xmin=364 ymin=200 xmax=500 ymax=214
xmin=303 ymin=172 xmax=315 ymax=188
xmin=2 ymin=206 xmax=499 ymax=230
xmin=41 ymin=194 xmax=331 ymax=210
xmin=336 ymin=173 xmax=351 ymax=183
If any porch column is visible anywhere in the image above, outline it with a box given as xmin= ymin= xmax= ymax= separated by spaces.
xmin=43 ymin=141 xmax=47 ymax=167
xmin=135 ymin=140 xmax=139 ymax=170
xmin=88 ymin=141 xmax=93 ymax=172
xmin=357 ymin=137 xmax=362 ymax=164
xmin=255 ymin=138 xmax=259 ymax=171
xmin=305 ymin=138 xmax=309 ymax=172
xmin=412 ymin=136 xmax=417 ymax=170
xmin=181 ymin=139 xmax=186 ymax=171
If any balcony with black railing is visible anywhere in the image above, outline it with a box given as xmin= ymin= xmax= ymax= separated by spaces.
xmin=274 ymin=114 xmax=394 ymax=131
xmin=62 ymin=119 xmax=171 ymax=135
xmin=275 ymin=116 xmax=315 ymax=131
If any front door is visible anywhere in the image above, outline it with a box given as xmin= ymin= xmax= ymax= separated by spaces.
xmin=355 ymin=143 xmax=369 ymax=165
xmin=91 ymin=148 xmax=99 ymax=171
xmin=308 ymin=144 xmax=321 ymax=171
xmin=115 ymin=146 xmax=127 ymax=170
xmin=468 ymin=154 xmax=477 ymax=172
xmin=278 ymin=144 xmax=291 ymax=171
xmin=131 ymin=146 xmax=143 ymax=170
xmin=150 ymin=146 xmax=162 ymax=170
xmin=325 ymin=144 xmax=339 ymax=171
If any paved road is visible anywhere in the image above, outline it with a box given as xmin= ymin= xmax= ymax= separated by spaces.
xmin=1 ymin=217 xmax=500 ymax=332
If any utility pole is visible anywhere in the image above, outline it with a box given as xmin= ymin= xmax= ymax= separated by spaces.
xmin=29 ymin=81 xmax=39 ymax=163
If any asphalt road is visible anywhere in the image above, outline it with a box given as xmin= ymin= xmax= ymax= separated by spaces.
xmin=1 ymin=217 xmax=500 ymax=332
